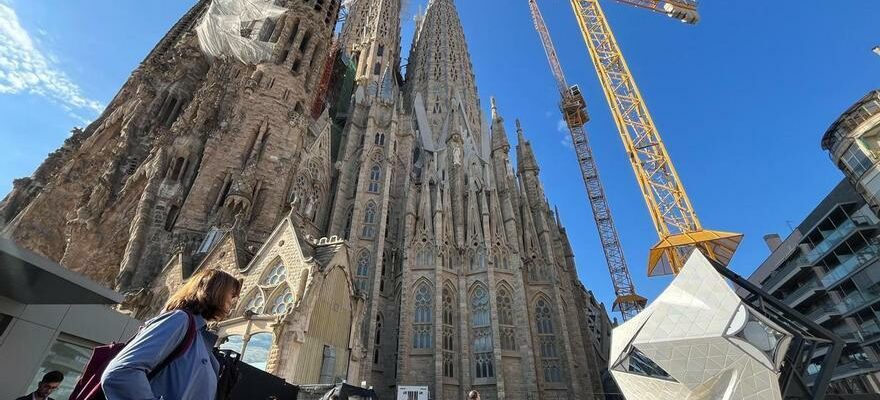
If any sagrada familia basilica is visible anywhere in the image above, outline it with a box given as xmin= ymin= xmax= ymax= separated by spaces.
xmin=0 ymin=0 xmax=614 ymax=398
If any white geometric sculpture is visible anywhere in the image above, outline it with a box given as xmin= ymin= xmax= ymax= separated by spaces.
xmin=610 ymin=251 xmax=793 ymax=400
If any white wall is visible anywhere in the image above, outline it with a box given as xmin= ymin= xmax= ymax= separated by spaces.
xmin=0 ymin=296 xmax=140 ymax=398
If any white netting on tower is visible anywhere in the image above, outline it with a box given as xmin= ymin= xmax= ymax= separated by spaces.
xmin=196 ymin=0 xmax=287 ymax=64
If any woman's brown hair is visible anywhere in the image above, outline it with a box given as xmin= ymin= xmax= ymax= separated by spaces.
xmin=163 ymin=268 xmax=242 ymax=321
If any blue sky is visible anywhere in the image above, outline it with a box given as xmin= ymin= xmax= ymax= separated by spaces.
xmin=1 ymin=0 xmax=879 ymax=318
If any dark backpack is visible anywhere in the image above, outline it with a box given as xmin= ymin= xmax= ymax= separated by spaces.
xmin=68 ymin=311 xmax=197 ymax=400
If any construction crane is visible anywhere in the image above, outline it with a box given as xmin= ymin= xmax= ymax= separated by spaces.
xmin=565 ymin=0 xmax=744 ymax=276
xmin=528 ymin=0 xmax=646 ymax=321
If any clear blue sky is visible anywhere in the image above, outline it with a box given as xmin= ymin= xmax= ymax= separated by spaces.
xmin=1 ymin=0 xmax=879 ymax=317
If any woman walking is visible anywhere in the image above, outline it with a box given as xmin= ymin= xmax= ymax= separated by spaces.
xmin=101 ymin=268 xmax=242 ymax=400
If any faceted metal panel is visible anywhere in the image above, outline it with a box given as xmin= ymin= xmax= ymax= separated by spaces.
xmin=610 ymin=252 xmax=791 ymax=400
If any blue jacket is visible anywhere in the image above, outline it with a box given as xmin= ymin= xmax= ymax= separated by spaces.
xmin=101 ymin=310 xmax=219 ymax=400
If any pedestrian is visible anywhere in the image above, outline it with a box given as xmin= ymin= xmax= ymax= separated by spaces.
xmin=468 ymin=390 xmax=481 ymax=400
xmin=101 ymin=268 xmax=242 ymax=400
xmin=16 ymin=370 xmax=63 ymax=400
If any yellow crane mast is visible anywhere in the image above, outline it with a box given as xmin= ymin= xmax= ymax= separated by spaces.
xmin=528 ymin=0 xmax=646 ymax=321
xmin=568 ymin=0 xmax=743 ymax=276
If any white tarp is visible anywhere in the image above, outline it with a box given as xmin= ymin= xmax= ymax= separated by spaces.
xmin=196 ymin=0 xmax=287 ymax=64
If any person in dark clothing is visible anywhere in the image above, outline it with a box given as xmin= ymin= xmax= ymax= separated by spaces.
xmin=16 ymin=370 xmax=63 ymax=400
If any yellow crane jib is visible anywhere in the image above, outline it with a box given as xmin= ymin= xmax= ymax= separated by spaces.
xmin=568 ymin=0 xmax=742 ymax=276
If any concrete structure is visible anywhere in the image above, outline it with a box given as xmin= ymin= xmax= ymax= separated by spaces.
xmin=0 ymin=1 xmax=612 ymax=399
xmin=749 ymin=179 xmax=880 ymax=394
xmin=0 ymin=238 xmax=140 ymax=399
xmin=613 ymin=252 xmax=794 ymax=400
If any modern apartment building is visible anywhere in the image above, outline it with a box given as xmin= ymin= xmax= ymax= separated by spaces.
xmin=748 ymin=89 xmax=880 ymax=395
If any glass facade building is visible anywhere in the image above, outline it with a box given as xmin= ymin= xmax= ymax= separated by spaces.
xmin=750 ymin=90 xmax=880 ymax=395
xmin=752 ymin=180 xmax=880 ymax=394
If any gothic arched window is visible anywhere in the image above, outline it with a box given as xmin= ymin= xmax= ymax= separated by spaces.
xmin=497 ymin=287 xmax=516 ymax=350
xmin=362 ymin=202 xmax=377 ymax=239
xmin=443 ymin=287 xmax=455 ymax=326
xmin=535 ymin=297 xmax=562 ymax=383
xmin=368 ymin=165 xmax=381 ymax=193
xmin=471 ymin=286 xmax=490 ymax=327
xmin=442 ymin=285 xmax=456 ymax=377
xmin=374 ymin=132 xmax=386 ymax=146
xmin=244 ymin=291 xmax=265 ymax=314
xmin=355 ymin=251 xmax=370 ymax=293
xmin=374 ymin=313 xmax=383 ymax=364
xmin=413 ymin=283 xmax=433 ymax=349
xmin=342 ymin=206 xmax=354 ymax=239
xmin=470 ymin=248 xmax=486 ymax=272
xmin=471 ymin=285 xmax=494 ymax=379
xmin=262 ymin=261 xmax=287 ymax=285
xmin=536 ymin=298 xmax=554 ymax=334
xmin=270 ymin=287 xmax=294 ymax=314
xmin=416 ymin=247 xmax=434 ymax=268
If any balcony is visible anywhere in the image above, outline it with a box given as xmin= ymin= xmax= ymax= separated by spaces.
xmin=782 ymin=279 xmax=824 ymax=307
xmin=808 ymin=303 xmax=842 ymax=324
xmin=820 ymin=245 xmax=880 ymax=289
xmin=832 ymin=360 xmax=878 ymax=380
xmin=805 ymin=219 xmax=859 ymax=264
xmin=764 ymin=254 xmax=810 ymax=293
xmin=846 ymin=321 xmax=880 ymax=344
xmin=806 ymin=360 xmax=878 ymax=386
xmin=839 ymin=285 xmax=880 ymax=316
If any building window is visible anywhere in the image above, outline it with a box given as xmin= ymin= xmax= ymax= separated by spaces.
xmin=497 ymin=288 xmax=517 ymax=350
xmin=373 ymin=62 xmax=381 ymax=75
xmin=362 ymin=202 xmax=377 ymax=239
xmin=470 ymin=248 xmax=486 ymax=272
xmin=377 ymin=44 xmax=385 ymax=57
xmin=413 ymin=283 xmax=433 ymax=349
xmin=355 ymin=251 xmax=370 ymax=293
xmin=25 ymin=334 xmax=98 ymax=400
xmin=471 ymin=285 xmax=494 ymax=378
xmin=262 ymin=261 xmax=287 ymax=285
xmin=442 ymin=286 xmax=457 ymax=378
xmin=244 ymin=291 xmax=265 ymax=314
xmin=374 ymin=314 xmax=382 ymax=364
xmin=536 ymin=298 xmax=562 ymax=383
xmin=443 ymin=351 xmax=455 ymax=378
xmin=368 ymin=165 xmax=381 ymax=193
xmin=472 ymin=286 xmax=490 ymax=327
xmin=842 ymin=144 xmax=873 ymax=178
xmin=416 ymin=247 xmax=434 ymax=268
xmin=375 ymin=132 xmax=386 ymax=146
xmin=219 ymin=332 xmax=273 ymax=371
xmin=495 ymin=254 xmax=510 ymax=270
xmin=270 ymin=287 xmax=294 ymax=314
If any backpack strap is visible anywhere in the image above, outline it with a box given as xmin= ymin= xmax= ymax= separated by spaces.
xmin=147 ymin=311 xmax=197 ymax=380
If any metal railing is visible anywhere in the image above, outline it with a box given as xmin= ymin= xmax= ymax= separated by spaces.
xmin=806 ymin=219 xmax=859 ymax=264
xmin=820 ymin=245 xmax=880 ymax=288
xmin=764 ymin=254 xmax=810 ymax=291
xmin=839 ymin=285 xmax=880 ymax=315
xmin=782 ymin=279 xmax=823 ymax=305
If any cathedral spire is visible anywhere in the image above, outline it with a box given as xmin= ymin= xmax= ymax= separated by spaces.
xmin=405 ymin=0 xmax=482 ymax=147
xmin=490 ymin=97 xmax=510 ymax=154
xmin=516 ymin=119 xmax=539 ymax=173
xmin=340 ymin=0 xmax=402 ymax=90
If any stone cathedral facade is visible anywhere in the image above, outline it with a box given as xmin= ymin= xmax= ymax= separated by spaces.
xmin=0 ymin=0 xmax=612 ymax=399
